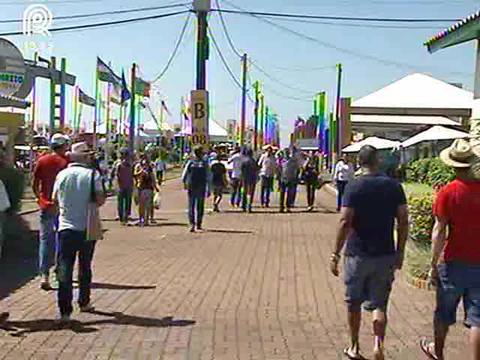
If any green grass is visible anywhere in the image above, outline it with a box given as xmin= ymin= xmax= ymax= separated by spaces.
xmin=405 ymin=240 xmax=431 ymax=280
xmin=403 ymin=182 xmax=433 ymax=197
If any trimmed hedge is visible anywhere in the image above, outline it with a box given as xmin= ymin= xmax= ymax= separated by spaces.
xmin=406 ymin=157 xmax=455 ymax=188
xmin=408 ymin=192 xmax=434 ymax=244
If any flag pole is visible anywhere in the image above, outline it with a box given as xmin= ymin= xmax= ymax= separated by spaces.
xmin=94 ymin=59 xmax=99 ymax=149
xmin=105 ymin=62 xmax=113 ymax=170
xmin=73 ymin=86 xmax=78 ymax=134
xmin=129 ymin=63 xmax=137 ymax=156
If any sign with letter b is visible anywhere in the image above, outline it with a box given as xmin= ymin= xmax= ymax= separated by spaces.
xmin=190 ymin=90 xmax=209 ymax=145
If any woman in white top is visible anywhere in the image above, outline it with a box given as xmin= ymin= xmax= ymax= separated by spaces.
xmin=333 ymin=156 xmax=354 ymax=212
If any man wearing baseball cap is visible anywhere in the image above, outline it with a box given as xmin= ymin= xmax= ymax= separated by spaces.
xmin=32 ymin=133 xmax=70 ymax=290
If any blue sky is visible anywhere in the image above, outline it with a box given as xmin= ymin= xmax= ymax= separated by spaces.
xmin=2 ymin=0 xmax=480 ymax=145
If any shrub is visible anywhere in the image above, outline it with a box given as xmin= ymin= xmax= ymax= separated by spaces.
xmin=425 ymin=158 xmax=456 ymax=188
xmin=406 ymin=157 xmax=455 ymax=188
xmin=408 ymin=192 xmax=434 ymax=244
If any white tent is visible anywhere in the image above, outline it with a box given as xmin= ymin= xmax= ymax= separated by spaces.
xmin=351 ymin=115 xmax=460 ymax=127
xmin=401 ymin=125 xmax=469 ymax=148
xmin=343 ymin=137 xmax=401 ymax=153
xmin=352 ymin=73 xmax=473 ymax=109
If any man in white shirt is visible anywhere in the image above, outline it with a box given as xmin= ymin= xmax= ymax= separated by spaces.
xmin=228 ymin=146 xmax=244 ymax=207
xmin=52 ymin=142 xmax=105 ymax=322
xmin=258 ymin=146 xmax=277 ymax=207
xmin=333 ymin=156 xmax=354 ymax=212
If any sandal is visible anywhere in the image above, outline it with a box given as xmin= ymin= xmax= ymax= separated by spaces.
xmin=343 ymin=347 xmax=366 ymax=360
xmin=420 ymin=339 xmax=439 ymax=360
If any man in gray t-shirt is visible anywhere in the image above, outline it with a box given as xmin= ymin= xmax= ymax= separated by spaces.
xmin=52 ymin=142 xmax=105 ymax=322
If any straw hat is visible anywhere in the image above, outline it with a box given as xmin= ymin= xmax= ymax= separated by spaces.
xmin=440 ymin=139 xmax=478 ymax=168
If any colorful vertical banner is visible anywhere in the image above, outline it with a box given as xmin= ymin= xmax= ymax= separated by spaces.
xmin=339 ymin=97 xmax=352 ymax=150
xmin=317 ymin=92 xmax=326 ymax=152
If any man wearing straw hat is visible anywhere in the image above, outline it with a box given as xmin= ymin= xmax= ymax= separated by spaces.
xmin=52 ymin=142 xmax=105 ymax=322
xmin=421 ymin=139 xmax=480 ymax=360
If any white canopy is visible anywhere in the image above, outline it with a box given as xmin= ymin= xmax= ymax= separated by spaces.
xmin=352 ymin=73 xmax=473 ymax=109
xmin=210 ymin=120 xmax=228 ymax=137
xmin=401 ymin=125 xmax=469 ymax=148
xmin=351 ymin=115 xmax=460 ymax=126
xmin=342 ymin=137 xmax=401 ymax=153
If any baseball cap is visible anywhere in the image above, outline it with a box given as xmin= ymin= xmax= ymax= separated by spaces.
xmin=50 ymin=133 xmax=70 ymax=147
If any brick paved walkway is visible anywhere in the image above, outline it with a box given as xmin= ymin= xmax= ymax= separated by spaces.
xmin=0 ymin=180 xmax=470 ymax=359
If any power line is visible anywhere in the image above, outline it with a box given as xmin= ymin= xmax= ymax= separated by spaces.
xmin=152 ymin=12 xmax=191 ymax=83
xmin=214 ymin=0 xmax=243 ymax=58
xmin=0 ymin=3 xmax=189 ymax=24
xmin=266 ymin=16 xmax=445 ymax=30
xmin=0 ymin=10 xmax=189 ymax=36
xmin=208 ymin=27 xmax=254 ymax=102
xmin=213 ymin=0 xmax=323 ymax=95
xmin=221 ymin=0 xmax=471 ymax=77
xmin=263 ymin=85 xmax=313 ymax=102
xmin=213 ymin=8 xmax=460 ymax=23
xmin=250 ymin=60 xmax=317 ymax=95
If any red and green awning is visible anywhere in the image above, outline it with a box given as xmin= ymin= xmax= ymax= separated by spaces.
xmin=425 ymin=10 xmax=480 ymax=53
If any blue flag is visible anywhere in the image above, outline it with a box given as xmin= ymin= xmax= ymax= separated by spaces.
xmin=121 ymin=70 xmax=131 ymax=104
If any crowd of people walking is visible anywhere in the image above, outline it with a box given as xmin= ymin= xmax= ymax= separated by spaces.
xmin=1 ymin=134 xmax=480 ymax=360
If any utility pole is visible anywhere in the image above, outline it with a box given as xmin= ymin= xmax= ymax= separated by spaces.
xmin=193 ymin=0 xmax=211 ymax=147
xmin=334 ymin=63 xmax=343 ymax=158
xmin=49 ymin=56 xmax=56 ymax=136
xmin=128 ymin=63 xmax=137 ymax=157
xmin=194 ymin=0 xmax=210 ymax=90
xmin=253 ymin=81 xmax=260 ymax=151
xmin=240 ymin=53 xmax=248 ymax=146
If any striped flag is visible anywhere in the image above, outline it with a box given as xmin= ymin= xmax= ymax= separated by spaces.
xmin=134 ymin=77 xmax=151 ymax=97
xmin=78 ymin=88 xmax=96 ymax=107
xmin=97 ymin=57 xmax=121 ymax=84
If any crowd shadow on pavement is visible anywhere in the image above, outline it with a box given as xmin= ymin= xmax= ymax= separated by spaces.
xmin=204 ymin=229 xmax=253 ymax=235
xmin=0 ymin=230 xmax=39 ymax=301
xmin=90 ymin=282 xmax=157 ymax=290
xmin=1 ymin=311 xmax=196 ymax=337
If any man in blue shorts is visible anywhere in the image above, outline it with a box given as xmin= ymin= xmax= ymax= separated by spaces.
xmin=330 ymin=145 xmax=409 ymax=360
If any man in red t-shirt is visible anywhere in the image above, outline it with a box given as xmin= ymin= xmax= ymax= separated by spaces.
xmin=33 ymin=134 xmax=69 ymax=290
xmin=421 ymin=139 xmax=480 ymax=360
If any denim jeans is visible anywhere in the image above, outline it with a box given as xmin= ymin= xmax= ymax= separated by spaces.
xmin=39 ymin=210 xmax=59 ymax=276
xmin=230 ymin=178 xmax=242 ymax=206
xmin=57 ymin=230 xmax=96 ymax=316
xmin=117 ymin=188 xmax=133 ymax=222
xmin=435 ymin=262 xmax=480 ymax=328
xmin=306 ymin=182 xmax=316 ymax=207
xmin=260 ymin=176 xmax=273 ymax=206
xmin=188 ymin=191 xmax=205 ymax=227
xmin=336 ymin=180 xmax=348 ymax=211
xmin=242 ymin=182 xmax=256 ymax=211
xmin=279 ymin=181 xmax=297 ymax=210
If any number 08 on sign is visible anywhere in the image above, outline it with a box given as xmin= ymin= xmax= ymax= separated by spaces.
xmin=190 ymin=90 xmax=209 ymax=145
